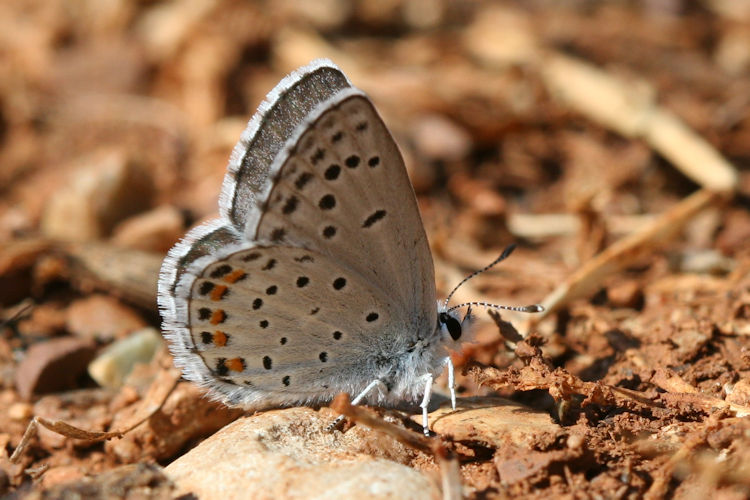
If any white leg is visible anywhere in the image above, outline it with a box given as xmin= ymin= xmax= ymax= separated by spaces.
xmin=351 ymin=379 xmax=386 ymax=405
xmin=444 ymin=356 xmax=456 ymax=410
xmin=420 ymin=374 xmax=433 ymax=436
xmin=326 ymin=379 xmax=386 ymax=432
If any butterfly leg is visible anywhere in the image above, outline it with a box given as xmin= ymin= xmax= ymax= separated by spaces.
xmin=326 ymin=379 xmax=387 ymax=432
xmin=461 ymin=304 xmax=473 ymax=331
xmin=419 ymin=373 xmax=434 ymax=436
xmin=444 ymin=356 xmax=456 ymax=410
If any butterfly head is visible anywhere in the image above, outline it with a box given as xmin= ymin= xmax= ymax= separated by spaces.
xmin=437 ymin=244 xmax=544 ymax=346
xmin=437 ymin=306 xmax=473 ymax=345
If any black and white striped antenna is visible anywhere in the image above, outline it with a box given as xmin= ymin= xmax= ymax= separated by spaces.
xmin=443 ymin=244 xmax=544 ymax=314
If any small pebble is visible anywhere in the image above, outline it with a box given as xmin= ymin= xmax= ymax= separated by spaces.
xmin=40 ymin=466 xmax=86 ymax=490
xmin=88 ymin=328 xmax=163 ymax=388
xmin=111 ymin=205 xmax=184 ymax=253
xmin=412 ymin=114 xmax=472 ymax=162
xmin=8 ymin=402 xmax=33 ymax=421
xmin=66 ymin=295 xmax=146 ymax=342
xmin=607 ymin=280 xmax=643 ymax=309
xmin=15 ymin=338 xmax=96 ymax=400
xmin=41 ymin=150 xmax=154 ymax=241
xmin=0 ymin=468 xmax=9 ymax=497
xmin=725 ymin=379 xmax=750 ymax=406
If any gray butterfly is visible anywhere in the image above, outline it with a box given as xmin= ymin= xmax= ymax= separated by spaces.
xmin=157 ymin=59 xmax=539 ymax=434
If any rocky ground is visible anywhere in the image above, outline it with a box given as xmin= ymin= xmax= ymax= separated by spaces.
xmin=1 ymin=1 xmax=750 ymax=498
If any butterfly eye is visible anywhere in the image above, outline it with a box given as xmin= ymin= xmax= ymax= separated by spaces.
xmin=440 ymin=312 xmax=462 ymax=341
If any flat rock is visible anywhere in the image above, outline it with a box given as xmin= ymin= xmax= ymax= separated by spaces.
xmin=427 ymin=396 xmax=562 ymax=449
xmin=164 ymin=407 xmax=441 ymax=500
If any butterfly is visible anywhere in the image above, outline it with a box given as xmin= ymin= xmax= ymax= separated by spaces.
xmin=157 ymin=59 xmax=541 ymax=435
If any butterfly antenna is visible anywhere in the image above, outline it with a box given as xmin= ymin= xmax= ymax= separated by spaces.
xmin=0 ymin=301 xmax=33 ymax=329
xmin=447 ymin=301 xmax=544 ymax=314
xmin=443 ymin=244 xmax=518 ymax=308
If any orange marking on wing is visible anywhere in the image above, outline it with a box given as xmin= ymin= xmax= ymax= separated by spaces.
xmin=213 ymin=331 xmax=228 ymax=347
xmin=210 ymin=309 xmax=226 ymax=325
xmin=210 ymin=284 xmax=228 ymax=301
xmin=223 ymin=270 xmax=247 ymax=283
xmin=226 ymin=357 xmax=245 ymax=372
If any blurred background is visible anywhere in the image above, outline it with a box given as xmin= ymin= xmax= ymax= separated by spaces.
xmin=2 ymin=0 xmax=748 ymax=258
xmin=2 ymin=0 xmax=750 ymax=497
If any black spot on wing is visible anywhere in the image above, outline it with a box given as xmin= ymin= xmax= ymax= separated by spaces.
xmin=318 ymin=194 xmax=336 ymax=210
xmin=295 ymin=172 xmax=313 ymax=189
xmin=362 ymin=210 xmax=386 ymax=228
xmin=324 ymin=164 xmax=341 ymax=180
xmin=209 ymin=264 xmax=232 ymax=278
xmin=262 ymin=259 xmax=277 ymax=270
xmin=310 ymin=148 xmax=325 ymax=165
xmin=282 ymin=196 xmax=299 ymax=214
xmin=241 ymin=252 xmax=261 ymax=262
xmin=345 ymin=155 xmax=360 ymax=168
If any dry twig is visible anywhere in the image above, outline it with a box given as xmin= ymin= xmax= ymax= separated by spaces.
xmin=330 ymin=393 xmax=462 ymax=500
xmin=10 ymin=367 xmax=180 ymax=463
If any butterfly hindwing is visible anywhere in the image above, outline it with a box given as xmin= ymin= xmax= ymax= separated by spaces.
xmin=187 ymin=245 xmax=402 ymax=407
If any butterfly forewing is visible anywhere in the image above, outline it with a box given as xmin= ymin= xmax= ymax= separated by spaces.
xmin=254 ymin=95 xmax=436 ymax=332
xmin=222 ymin=64 xmax=353 ymax=229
